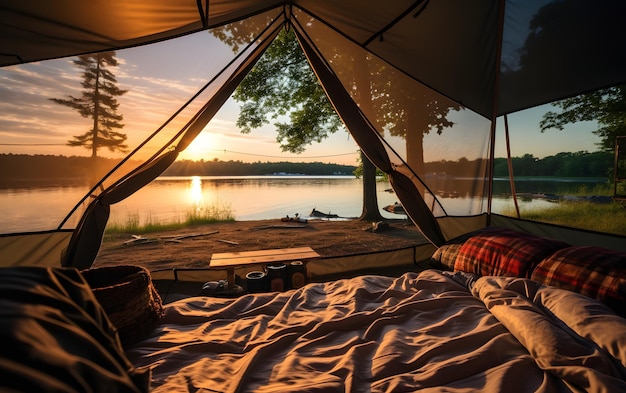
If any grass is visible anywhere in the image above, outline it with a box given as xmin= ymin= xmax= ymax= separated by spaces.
xmin=563 ymin=183 xmax=613 ymax=196
xmin=501 ymin=200 xmax=626 ymax=236
xmin=105 ymin=202 xmax=235 ymax=234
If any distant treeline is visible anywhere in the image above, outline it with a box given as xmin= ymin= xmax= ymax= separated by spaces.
xmin=0 ymin=154 xmax=357 ymax=187
xmin=493 ymin=151 xmax=613 ymax=178
xmin=163 ymin=159 xmax=356 ymax=176
xmin=424 ymin=151 xmax=613 ymax=179
xmin=0 ymin=151 xmax=613 ymax=188
xmin=0 ymin=154 xmax=123 ymax=187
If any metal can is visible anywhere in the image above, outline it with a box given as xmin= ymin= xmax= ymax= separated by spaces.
xmin=245 ymin=271 xmax=267 ymax=293
xmin=265 ymin=263 xmax=287 ymax=292
xmin=288 ymin=261 xmax=307 ymax=289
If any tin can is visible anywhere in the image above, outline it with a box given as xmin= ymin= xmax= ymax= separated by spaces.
xmin=288 ymin=261 xmax=307 ymax=289
xmin=246 ymin=271 xmax=267 ymax=293
xmin=266 ymin=263 xmax=287 ymax=292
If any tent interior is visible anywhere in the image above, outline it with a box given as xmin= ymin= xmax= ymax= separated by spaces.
xmin=1 ymin=0 xmax=626 ymax=282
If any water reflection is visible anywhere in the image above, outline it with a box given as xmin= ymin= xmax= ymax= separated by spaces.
xmin=189 ymin=176 xmax=203 ymax=205
xmin=0 ymin=175 xmax=609 ymax=233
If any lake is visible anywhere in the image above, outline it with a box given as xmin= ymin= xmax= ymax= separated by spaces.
xmin=0 ymin=175 xmax=608 ymax=233
xmin=114 ymin=176 xmax=406 ymax=225
xmin=0 ymin=176 xmax=404 ymax=233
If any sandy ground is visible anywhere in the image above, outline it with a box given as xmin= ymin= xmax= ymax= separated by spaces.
xmin=94 ymin=219 xmax=428 ymax=272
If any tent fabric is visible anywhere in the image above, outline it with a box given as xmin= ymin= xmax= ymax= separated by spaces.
xmin=4 ymin=1 xmax=626 ymax=118
xmin=61 ymin=19 xmax=283 ymax=269
xmin=2 ymin=1 xmax=626 ymax=269
xmin=296 ymin=21 xmax=445 ymax=245
xmin=61 ymin=200 xmax=110 ymax=269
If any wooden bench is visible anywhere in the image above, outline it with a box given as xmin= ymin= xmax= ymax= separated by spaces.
xmin=210 ymin=247 xmax=320 ymax=289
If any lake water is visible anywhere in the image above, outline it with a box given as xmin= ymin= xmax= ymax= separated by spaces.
xmin=0 ymin=176 xmax=404 ymax=233
xmin=113 ymin=176 xmax=406 ymax=225
xmin=0 ymin=175 xmax=607 ymax=233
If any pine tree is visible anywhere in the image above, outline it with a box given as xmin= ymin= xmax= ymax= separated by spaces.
xmin=51 ymin=52 xmax=128 ymax=157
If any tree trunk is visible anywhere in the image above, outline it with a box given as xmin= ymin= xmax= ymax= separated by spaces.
xmin=358 ymin=151 xmax=384 ymax=221
xmin=92 ymin=55 xmax=101 ymax=158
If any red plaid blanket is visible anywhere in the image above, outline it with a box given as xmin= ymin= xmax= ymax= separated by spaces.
xmin=531 ymin=246 xmax=626 ymax=318
xmin=454 ymin=228 xmax=569 ymax=278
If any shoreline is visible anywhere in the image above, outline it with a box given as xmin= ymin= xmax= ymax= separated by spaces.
xmin=94 ymin=219 xmax=427 ymax=272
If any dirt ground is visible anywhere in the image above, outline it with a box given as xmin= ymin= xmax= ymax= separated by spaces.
xmin=94 ymin=219 xmax=428 ymax=272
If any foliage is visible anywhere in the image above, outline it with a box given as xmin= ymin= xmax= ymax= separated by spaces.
xmin=540 ymin=85 xmax=626 ymax=152
xmin=233 ymin=30 xmax=343 ymax=153
xmin=491 ymin=151 xmax=614 ymax=178
xmin=51 ymin=52 xmax=128 ymax=157
xmin=3 ymin=152 xmax=614 ymax=186
xmin=164 ymin=159 xmax=356 ymax=176
xmin=0 ymin=153 xmax=126 ymax=186
xmin=0 ymin=154 xmax=355 ymax=184
xmin=352 ymin=154 xmax=387 ymax=180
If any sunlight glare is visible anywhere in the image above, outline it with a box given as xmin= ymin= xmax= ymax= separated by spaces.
xmin=182 ymin=131 xmax=218 ymax=160
xmin=189 ymin=176 xmax=203 ymax=205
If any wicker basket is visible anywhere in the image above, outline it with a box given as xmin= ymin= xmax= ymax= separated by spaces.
xmin=81 ymin=265 xmax=164 ymax=348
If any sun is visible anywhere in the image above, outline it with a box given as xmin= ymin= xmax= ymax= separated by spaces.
xmin=181 ymin=131 xmax=218 ymax=161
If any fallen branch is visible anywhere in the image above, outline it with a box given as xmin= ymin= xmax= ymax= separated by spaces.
xmin=123 ymin=235 xmax=159 ymax=245
xmin=169 ymin=231 xmax=219 ymax=241
xmin=217 ymin=239 xmax=239 ymax=245
xmin=249 ymin=224 xmax=308 ymax=231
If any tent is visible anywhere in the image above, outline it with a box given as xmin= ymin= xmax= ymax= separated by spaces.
xmin=1 ymin=0 xmax=626 ymax=272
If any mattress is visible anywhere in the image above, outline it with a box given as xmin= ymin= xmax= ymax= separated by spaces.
xmin=127 ymin=270 xmax=626 ymax=392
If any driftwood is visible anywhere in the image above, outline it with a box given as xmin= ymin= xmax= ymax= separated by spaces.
xmin=310 ymin=208 xmax=340 ymax=218
xmin=167 ymin=231 xmax=219 ymax=241
xmin=217 ymin=239 xmax=239 ymax=245
xmin=249 ymin=224 xmax=308 ymax=231
xmin=123 ymin=231 xmax=219 ymax=246
xmin=123 ymin=235 xmax=159 ymax=245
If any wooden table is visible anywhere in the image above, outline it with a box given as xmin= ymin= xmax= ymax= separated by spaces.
xmin=210 ymin=247 xmax=320 ymax=289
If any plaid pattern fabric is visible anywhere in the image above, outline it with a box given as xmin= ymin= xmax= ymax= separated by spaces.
xmin=531 ymin=246 xmax=626 ymax=317
xmin=454 ymin=228 xmax=569 ymax=278
xmin=430 ymin=243 xmax=463 ymax=270
xmin=430 ymin=227 xmax=502 ymax=270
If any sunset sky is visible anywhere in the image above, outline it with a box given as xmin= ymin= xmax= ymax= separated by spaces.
xmin=0 ymin=28 xmax=601 ymax=166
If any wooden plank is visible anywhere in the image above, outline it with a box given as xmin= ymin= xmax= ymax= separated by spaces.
xmin=210 ymin=247 xmax=319 ymax=268
xmin=211 ymin=247 xmax=315 ymax=261
xmin=210 ymin=251 xmax=319 ymax=267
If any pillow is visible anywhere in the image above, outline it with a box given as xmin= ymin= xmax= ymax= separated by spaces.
xmin=454 ymin=228 xmax=569 ymax=278
xmin=531 ymin=246 xmax=626 ymax=318
xmin=0 ymin=267 xmax=149 ymax=393
xmin=430 ymin=227 xmax=501 ymax=270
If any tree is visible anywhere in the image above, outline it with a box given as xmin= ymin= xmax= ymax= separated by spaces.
xmin=215 ymin=24 xmax=460 ymax=221
xmin=540 ymin=85 xmax=626 ymax=152
xmin=51 ymin=52 xmax=128 ymax=158
xmin=234 ymin=30 xmax=342 ymax=153
xmin=232 ymin=29 xmax=384 ymax=221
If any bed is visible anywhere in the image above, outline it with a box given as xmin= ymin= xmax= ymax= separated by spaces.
xmin=126 ymin=270 xmax=626 ymax=392
xmin=3 ymin=226 xmax=626 ymax=392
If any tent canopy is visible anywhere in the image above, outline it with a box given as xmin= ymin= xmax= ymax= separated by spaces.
xmin=5 ymin=1 xmax=626 ymax=118
xmin=1 ymin=0 xmax=626 ymax=268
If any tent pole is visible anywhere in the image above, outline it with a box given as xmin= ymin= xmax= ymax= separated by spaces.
xmin=487 ymin=0 xmax=507 ymax=226
xmin=504 ymin=115 xmax=520 ymax=217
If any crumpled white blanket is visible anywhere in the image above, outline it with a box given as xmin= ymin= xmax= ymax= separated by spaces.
xmin=127 ymin=270 xmax=626 ymax=392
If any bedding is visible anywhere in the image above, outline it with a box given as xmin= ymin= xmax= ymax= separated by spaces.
xmin=0 ymin=267 xmax=150 ymax=393
xmin=430 ymin=227 xmax=626 ymax=318
xmin=127 ymin=270 xmax=626 ymax=392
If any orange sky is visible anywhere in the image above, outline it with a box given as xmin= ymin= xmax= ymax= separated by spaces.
xmin=0 ymin=29 xmax=601 ymax=166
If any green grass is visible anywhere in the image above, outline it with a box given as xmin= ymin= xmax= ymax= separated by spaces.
xmin=563 ymin=183 xmax=612 ymax=197
xmin=501 ymin=201 xmax=626 ymax=235
xmin=105 ymin=202 xmax=235 ymax=234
